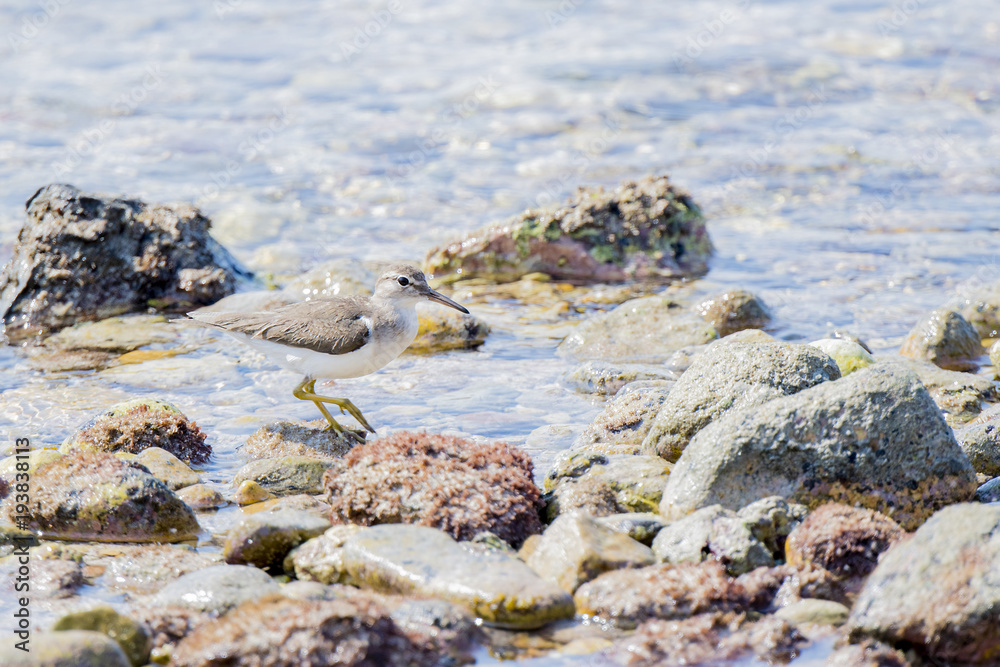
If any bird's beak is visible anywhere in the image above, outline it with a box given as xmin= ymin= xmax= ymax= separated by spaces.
xmin=423 ymin=287 xmax=470 ymax=314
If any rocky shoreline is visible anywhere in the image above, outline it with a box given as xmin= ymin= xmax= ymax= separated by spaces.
xmin=2 ymin=180 xmax=1000 ymax=666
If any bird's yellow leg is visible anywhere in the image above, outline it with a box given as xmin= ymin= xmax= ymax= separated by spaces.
xmin=292 ymin=378 xmax=375 ymax=435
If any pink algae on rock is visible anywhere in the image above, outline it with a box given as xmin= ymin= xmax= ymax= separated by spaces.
xmin=323 ymin=431 xmax=542 ymax=546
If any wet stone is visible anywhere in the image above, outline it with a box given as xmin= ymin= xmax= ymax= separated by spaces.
xmin=575 ymin=381 xmax=674 ymax=450
xmin=43 ymin=314 xmax=177 ymax=353
xmin=285 ymin=524 xmax=365 ymax=582
xmin=240 ymin=493 xmax=331 ymax=518
xmin=845 ymin=503 xmax=1000 ymax=664
xmin=641 ymin=341 xmax=841 ymax=462
xmin=991 ymin=340 xmax=1000 ymax=373
xmin=595 ymin=513 xmax=667 ymax=546
xmin=523 ymin=511 xmax=655 ymax=593
xmin=323 ymin=431 xmax=542 ymax=546
xmin=564 ymin=361 xmax=676 ymax=396
xmin=955 ymin=415 xmax=1000 ymax=477
xmin=0 ymin=630 xmax=131 ymax=667
xmin=824 ymin=639 xmax=910 ymax=667
xmin=297 ymin=523 xmax=575 ymax=629
xmin=899 ymin=308 xmax=983 ymax=372
xmin=132 ymin=447 xmax=201 ymax=490
xmin=543 ymin=451 xmax=672 ymax=520
xmin=61 ymin=398 xmax=211 ymax=464
xmin=890 ymin=356 xmax=998 ymax=426
xmin=659 ymin=363 xmax=977 ymax=530
xmin=152 ymin=564 xmax=281 ymax=616
xmin=233 ymin=455 xmax=335 ymax=496
xmin=0 ymin=450 xmax=199 ymax=543
xmin=241 ymin=420 xmax=354 ymax=461
xmin=174 ymin=484 xmax=226 ymax=511
xmin=425 ymin=174 xmax=712 ymax=285
xmin=53 ymin=606 xmax=151 ymax=667
xmin=694 ymin=289 xmax=772 ymax=337
xmin=976 ymin=475 xmax=1000 ymax=503
xmin=234 ymin=479 xmax=274 ymax=505
xmin=809 ymin=338 xmax=875 ymax=376
xmin=408 ymin=307 xmax=489 ymax=353
xmin=774 ymin=598 xmax=850 ymax=627
xmin=224 ymin=509 xmax=330 ymax=571
xmin=98 ymin=544 xmax=223 ymax=595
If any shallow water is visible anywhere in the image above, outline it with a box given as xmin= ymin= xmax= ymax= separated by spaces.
xmin=1 ymin=0 xmax=998 ymax=663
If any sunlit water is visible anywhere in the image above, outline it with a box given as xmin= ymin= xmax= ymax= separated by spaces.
xmin=0 ymin=0 xmax=998 ymax=663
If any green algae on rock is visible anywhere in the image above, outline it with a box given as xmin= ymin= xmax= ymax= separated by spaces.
xmin=424 ymin=175 xmax=711 ymax=285
xmin=224 ymin=509 xmax=330 ymax=571
xmin=808 ymin=338 xmax=875 ymax=375
xmin=1 ymin=450 xmax=199 ymax=543
xmin=641 ymin=341 xmax=841 ymax=462
xmin=658 ymin=363 xmax=977 ymax=530
xmin=53 ymin=607 xmax=151 ymax=667
xmin=844 ymin=503 xmax=1000 ymax=664
xmin=323 ymin=431 xmax=542 ymax=546
xmin=0 ymin=630 xmax=132 ymax=667
xmin=234 ymin=456 xmax=336 ymax=496
xmin=61 ymin=398 xmax=211 ymax=464
xmin=0 ymin=183 xmax=254 ymax=344
xmin=292 ymin=523 xmax=575 ymax=629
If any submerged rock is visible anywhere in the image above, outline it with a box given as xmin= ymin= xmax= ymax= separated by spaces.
xmin=899 ymin=308 xmax=983 ymax=372
xmin=224 ymin=509 xmax=330 ymax=571
xmin=1 ymin=450 xmax=199 ymax=542
xmin=152 ymin=564 xmax=280 ymax=616
xmin=565 ymin=361 xmax=676 ymax=396
xmin=524 ymin=512 xmax=655 ymax=593
xmin=61 ymin=398 xmax=210 ymax=464
xmin=642 ymin=341 xmax=840 ymax=461
xmin=53 ymin=607 xmax=151 ymax=667
xmin=323 ymin=432 xmax=542 ymax=545
xmin=291 ymin=524 xmax=574 ymax=629
xmin=694 ymin=290 xmax=772 ymax=337
xmin=171 ymin=593 xmax=469 ymax=667
xmin=575 ymin=382 xmax=674 ymax=450
xmin=0 ymin=630 xmax=131 ymax=667
xmin=0 ymin=183 xmax=253 ymax=343
xmin=659 ymin=364 xmax=977 ymax=530
xmin=558 ymin=296 xmax=719 ymax=363
xmin=425 ymin=175 xmax=711 ymax=285
xmin=784 ymin=503 xmax=904 ymax=579
xmin=845 ymin=503 xmax=1000 ymax=664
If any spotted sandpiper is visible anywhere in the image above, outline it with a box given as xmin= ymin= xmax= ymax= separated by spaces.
xmin=185 ymin=264 xmax=469 ymax=440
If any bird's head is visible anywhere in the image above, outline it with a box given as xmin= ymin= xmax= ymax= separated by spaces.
xmin=374 ymin=264 xmax=469 ymax=313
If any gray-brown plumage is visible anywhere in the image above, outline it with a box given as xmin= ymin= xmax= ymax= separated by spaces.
xmin=184 ymin=264 xmax=469 ymax=440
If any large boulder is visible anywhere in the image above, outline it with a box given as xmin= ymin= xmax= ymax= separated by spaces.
xmin=659 ymin=364 xmax=977 ymax=530
xmin=845 ymin=503 xmax=1000 ymax=664
xmin=641 ymin=342 xmax=840 ymax=461
xmin=323 ymin=432 xmax=542 ymax=545
xmin=0 ymin=184 xmax=253 ymax=343
xmin=425 ymin=175 xmax=711 ymax=284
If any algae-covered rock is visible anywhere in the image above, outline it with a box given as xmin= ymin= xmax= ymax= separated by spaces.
xmin=694 ymin=290 xmax=772 ymax=337
xmin=576 ymin=382 xmax=674 ymax=450
xmin=558 ymin=296 xmax=719 ymax=363
xmin=242 ymin=420 xmax=354 ymax=461
xmin=543 ymin=451 xmax=672 ymax=520
xmin=565 ymin=361 xmax=676 ymax=396
xmin=0 ymin=630 xmax=131 ymax=667
xmin=323 ymin=432 xmax=542 ymax=546
xmin=889 ymin=356 xmax=998 ymax=426
xmin=61 ymin=398 xmax=210 ymax=464
xmin=171 ymin=593 xmax=467 ymax=667
xmin=642 ymin=342 xmax=840 ymax=461
xmin=425 ymin=175 xmax=711 ymax=285
xmin=595 ymin=513 xmax=667 ymax=546
xmin=845 ymin=503 xmax=1000 ymax=664
xmin=1 ymin=450 xmax=199 ymax=542
xmin=53 ymin=607 xmax=151 ymax=667
xmin=809 ymin=338 xmax=875 ymax=376
xmin=524 ymin=512 xmax=655 ymax=593
xmin=659 ymin=364 xmax=977 ymax=530
xmin=152 ymin=564 xmax=281 ymax=616
xmin=224 ymin=509 xmax=330 ymax=570
xmin=0 ymin=183 xmax=253 ymax=343
xmin=175 ymin=483 xmax=226 ymax=510
xmin=955 ymin=415 xmax=1000 ymax=477
xmin=43 ymin=314 xmax=177 ymax=353
xmin=899 ymin=308 xmax=983 ymax=372
xmin=300 ymin=524 xmax=575 ymax=629
xmin=233 ymin=456 xmax=335 ymax=496
xmin=784 ymin=503 xmax=904 ymax=579
xmin=408 ymin=307 xmax=489 ymax=353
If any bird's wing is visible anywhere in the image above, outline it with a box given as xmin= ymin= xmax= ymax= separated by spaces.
xmin=187 ymin=297 xmax=371 ymax=355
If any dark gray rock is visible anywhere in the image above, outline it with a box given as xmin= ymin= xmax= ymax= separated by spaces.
xmin=659 ymin=363 xmax=978 ymax=530
xmin=224 ymin=509 xmax=331 ymax=570
xmin=0 ymin=184 xmax=253 ymax=343
xmin=977 ymin=476 xmax=1000 ymax=503
xmin=642 ymin=341 xmax=841 ymax=461
xmin=845 ymin=503 xmax=1000 ymax=664
xmin=956 ymin=415 xmax=1000 ymax=477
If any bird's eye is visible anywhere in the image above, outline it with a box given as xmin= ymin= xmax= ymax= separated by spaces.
xmin=396 ymin=276 xmax=410 ymax=286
